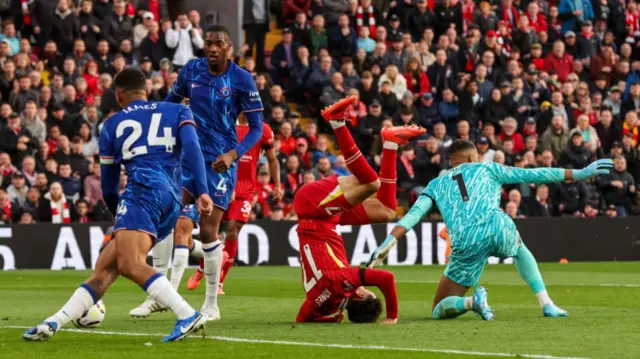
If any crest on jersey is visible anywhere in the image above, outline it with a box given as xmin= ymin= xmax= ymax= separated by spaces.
xmin=219 ymin=86 xmax=231 ymax=98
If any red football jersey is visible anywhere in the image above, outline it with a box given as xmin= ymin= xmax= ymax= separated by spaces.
xmin=235 ymin=122 xmax=274 ymax=199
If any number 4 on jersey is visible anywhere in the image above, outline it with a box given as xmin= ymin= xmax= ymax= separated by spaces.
xmin=116 ymin=113 xmax=176 ymax=160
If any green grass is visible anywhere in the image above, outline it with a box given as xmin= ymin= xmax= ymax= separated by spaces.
xmin=1 ymin=263 xmax=639 ymax=359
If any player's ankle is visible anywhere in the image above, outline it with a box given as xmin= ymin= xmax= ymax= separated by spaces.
xmin=329 ymin=120 xmax=346 ymax=129
xmin=383 ymin=141 xmax=399 ymax=150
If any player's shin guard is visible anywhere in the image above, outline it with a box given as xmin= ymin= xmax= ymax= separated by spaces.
xmin=202 ymin=240 xmax=223 ymax=309
xmin=144 ymin=273 xmax=195 ymax=320
xmin=378 ymin=142 xmax=398 ymax=210
xmin=152 ymin=232 xmax=174 ymax=276
xmin=45 ymin=284 xmax=97 ymax=327
xmin=432 ymin=296 xmax=471 ymax=320
xmin=330 ymin=122 xmax=378 ymax=184
xmin=169 ymin=246 xmax=190 ymax=290
xmin=515 ymin=245 xmax=552 ymax=307
xmin=220 ymin=239 xmax=238 ymax=284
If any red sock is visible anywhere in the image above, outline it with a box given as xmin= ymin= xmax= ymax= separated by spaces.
xmin=220 ymin=239 xmax=238 ymax=284
xmin=377 ymin=145 xmax=397 ymax=210
xmin=333 ymin=124 xmax=378 ymax=184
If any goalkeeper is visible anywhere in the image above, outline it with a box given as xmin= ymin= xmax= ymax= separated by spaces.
xmin=367 ymin=140 xmax=613 ymax=320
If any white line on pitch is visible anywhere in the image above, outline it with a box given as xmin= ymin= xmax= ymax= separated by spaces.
xmin=395 ymin=280 xmax=640 ymax=288
xmin=2 ymin=325 xmax=587 ymax=359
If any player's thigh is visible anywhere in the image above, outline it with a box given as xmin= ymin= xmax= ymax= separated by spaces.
xmin=432 ymin=274 xmax=470 ymax=310
xmin=491 ymin=224 xmax=521 ymax=259
xmin=208 ymin=167 xmax=237 ymax=211
xmin=339 ymin=197 xmax=396 ymax=225
xmin=175 ymin=204 xmax=198 ymax=246
xmin=442 ymin=250 xmax=489 ymax=296
xmin=181 ymin=166 xmax=197 ymax=206
xmin=337 ymin=175 xmax=380 ymax=207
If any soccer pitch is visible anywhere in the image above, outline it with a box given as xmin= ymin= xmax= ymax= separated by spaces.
xmin=1 ymin=263 xmax=638 ymax=359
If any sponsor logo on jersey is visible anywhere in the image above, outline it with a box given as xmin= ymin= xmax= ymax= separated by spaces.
xmin=249 ymin=91 xmax=260 ymax=101
xmin=219 ymin=86 xmax=231 ymax=98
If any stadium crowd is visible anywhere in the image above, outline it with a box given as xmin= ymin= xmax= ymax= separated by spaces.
xmin=0 ymin=0 xmax=640 ymax=225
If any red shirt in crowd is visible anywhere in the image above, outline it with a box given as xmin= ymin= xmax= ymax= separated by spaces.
xmin=543 ymin=52 xmax=574 ymax=82
xmin=499 ymin=132 xmax=525 ymax=153
xmin=527 ymin=13 xmax=547 ymax=33
xmin=279 ymin=134 xmax=296 ymax=156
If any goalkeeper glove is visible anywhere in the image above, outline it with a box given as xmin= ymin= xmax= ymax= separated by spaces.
xmin=366 ymin=235 xmax=397 ymax=268
xmin=573 ymin=159 xmax=613 ymax=180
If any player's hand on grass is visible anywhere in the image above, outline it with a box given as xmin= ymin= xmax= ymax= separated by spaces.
xmin=197 ymin=194 xmax=213 ymax=216
xmin=574 ymin=159 xmax=614 ymax=180
xmin=379 ymin=318 xmax=397 ymax=324
xmin=213 ymin=150 xmax=237 ymax=173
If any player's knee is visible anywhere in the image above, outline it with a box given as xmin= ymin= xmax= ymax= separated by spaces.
xmin=226 ymin=222 xmax=241 ymax=239
xmin=116 ymin=258 xmax=135 ymax=279
xmin=366 ymin=179 xmax=381 ymax=194
xmin=174 ymin=219 xmax=193 ymax=245
xmin=381 ymin=207 xmax=397 ymax=222
xmin=346 ymin=296 xmax=383 ymax=323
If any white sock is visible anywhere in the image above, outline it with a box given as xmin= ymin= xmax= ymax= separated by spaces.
xmin=152 ymin=232 xmax=174 ymax=276
xmin=329 ymin=120 xmax=345 ymax=129
xmin=145 ymin=274 xmax=195 ymax=320
xmin=535 ymin=290 xmax=553 ymax=307
xmin=463 ymin=296 xmax=473 ymax=310
xmin=46 ymin=285 xmax=95 ymax=328
xmin=190 ymin=239 xmax=204 ymax=259
xmin=202 ymin=240 xmax=222 ymax=309
xmin=383 ymin=141 xmax=399 ymax=150
xmin=169 ymin=247 xmax=190 ymax=290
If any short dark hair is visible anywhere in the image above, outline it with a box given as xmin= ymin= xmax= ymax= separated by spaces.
xmin=447 ymin=139 xmax=476 ymax=157
xmin=113 ymin=68 xmax=146 ymax=93
xmin=346 ymin=297 xmax=383 ymax=323
xmin=206 ymin=25 xmax=231 ymax=38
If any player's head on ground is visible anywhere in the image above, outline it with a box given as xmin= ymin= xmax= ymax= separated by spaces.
xmin=204 ymin=25 xmax=232 ymax=73
xmin=113 ymin=68 xmax=147 ymax=108
xmin=448 ymin=139 xmax=479 ymax=167
xmin=346 ymin=293 xmax=383 ymax=323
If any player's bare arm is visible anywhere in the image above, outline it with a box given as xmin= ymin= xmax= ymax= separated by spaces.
xmin=265 ymin=147 xmax=283 ymax=200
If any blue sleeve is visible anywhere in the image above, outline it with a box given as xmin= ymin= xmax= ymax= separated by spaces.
xmin=179 ymin=108 xmax=209 ymax=197
xmin=98 ymin=122 xmax=120 ymax=214
xmin=487 ymin=162 xmax=566 ymax=185
xmin=165 ymin=64 xmax=189 ymax=103
xmin=397 ymin=192 xmax=434 ymax=231
xmin=235 ymin=110 xmax=263 ymax=158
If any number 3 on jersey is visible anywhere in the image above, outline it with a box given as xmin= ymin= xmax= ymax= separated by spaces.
xmin=116 ymin=113 xmax=176 ymax=159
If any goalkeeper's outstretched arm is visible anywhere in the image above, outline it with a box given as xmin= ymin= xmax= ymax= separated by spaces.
xmin=489 ymin=159 xmax=614 ymax=185
xmin=367 ymin=193 xmax=434 ymax=267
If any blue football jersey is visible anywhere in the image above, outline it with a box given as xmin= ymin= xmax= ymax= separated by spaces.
xmin=172 ymin=59 xmax=263 ymax=162
xmin=99 ymin=100 xmax=196 ymax=203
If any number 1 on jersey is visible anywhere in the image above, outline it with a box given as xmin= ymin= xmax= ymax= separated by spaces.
xmin=452 ymin=173 xmax=469 ymax=201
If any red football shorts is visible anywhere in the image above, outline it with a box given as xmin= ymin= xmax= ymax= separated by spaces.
xmin=293 ymin=174 xmax=354 ymax=221
xmin=224 ymin=198 xmax=252 ymax=223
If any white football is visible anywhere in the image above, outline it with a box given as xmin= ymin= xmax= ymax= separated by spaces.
xmin=72 ymin=300 xmax=106 ymax=328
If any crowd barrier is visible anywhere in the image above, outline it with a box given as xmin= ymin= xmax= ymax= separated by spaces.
xmin=0 ymin=218 xmax=638 ymax=270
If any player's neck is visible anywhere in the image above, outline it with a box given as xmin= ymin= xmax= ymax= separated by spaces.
xmin=209 ymin=60 xmax=229 ymax=75
xmin=120 ymin=95 xmax=147 ymax=108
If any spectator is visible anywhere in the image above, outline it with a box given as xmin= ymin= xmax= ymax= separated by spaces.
xmin=69 ymin=136 xmax=89 ymax=176
xmin=165 ymin=13 xmax=204 ymax=69
xmin=416 ymin=92 xmax=439 ymax=130
xmin=61 ymin=85 xmax=83 ymax=116
xmin=291 ymin=12 xmax=312 ymax=49
xmin=558 ymin=0 xmax=594 ymax=34
xmin=10 ymin=75 xmax=39 ymax=113
xmin=404 ymin=57 xmax=430 ymax=99
xmin=357 ymin=100 xmax=384 ymax=154
xmin=0 ymin=20 xmax=18 ymax=55
xmin=75 ymin=199 xmax=91 ymax=223
xmin=597 ymin=156 xmax=635 ymax=216
xmin=51 ymin=0 xmax=80 ymax=55
xmin=438 ymin=88 xmax=459 ymax=134
xmin=383 ymin=34 xmax=406 ymax=70
xmin=329 ymin=13 xmax=356 ymax=59
xmin=560 ymin=130 xmax=593 ymax=169
xmin=313 ymin=155 xmax=335 ymax=179
xmin=57 ymin=162 xmax=81 ymax=201
xmin=0 ymin=112 xmax=38 ymax=165
xmin=397 ymin=146 xmax=421 ymax=194
xmin=476 ymin=136 xmax=495 ymax=162
xmin=7 ymin=172 xmax=28 ymax=207
xmin=408 ymin=0 xmax=435 ymax=42
xmin=271 ymin=28 xmax=299 ymax=86
xmin=414 ymin=136 xmax=444 ymax=185
xmin=310 ymin=14 xmax=328 ymax=57
xmin=18 ymin=187 xmax=41 ymax=221
xmin=282 ymin=154 xmax=304 ymax=201
xmin=539 ymin=115 xmax=569 ymax=160
xmin=312 ymin=136 xmax=336 ymax=165
xmin=21 ymin=100 xmax=45 ymax=143
xmin=243 ymin=0 xmax=270 ymax=71
xmin=278 ymin=122 xmax=297 ymax=156
xmin=544 ymin=41 xmax=574 ymax=82
xmin=20 ymin=156 xmax=38 ymax=187
xmin=555 ymin=177 xmax=590 ymax=216
xmin=434 ymin=0 xmax=462 ymax=38
xmin=284 ymin=1 xmax=312 ymax=25
xmin=0 ymin=188 xmax=10 ymax=223
xmin=574 ymin=114 xmax=599 ymax=153
xmin=78 ymin=0 xmax=102 ymax=55
xmin=84 ymin=161 xmax=101 ymax=210
xmin=322 ymin=0 xmax=349 ymax=29
xmin=38 ymin=181 xmax=76 ymax=223
xmin=356 ymin=26 xmax=375 ymax=53
xmin=104 ymin=0 xmax=134 ymax=52
xmin=622 ymin=111 xmax=639 ymax=147
xmin=521 ymin=184 xmax=553 ymax=217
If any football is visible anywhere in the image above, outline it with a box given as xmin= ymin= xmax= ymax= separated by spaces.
xmin=72 ymin=300 xmax=106 ymax=328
